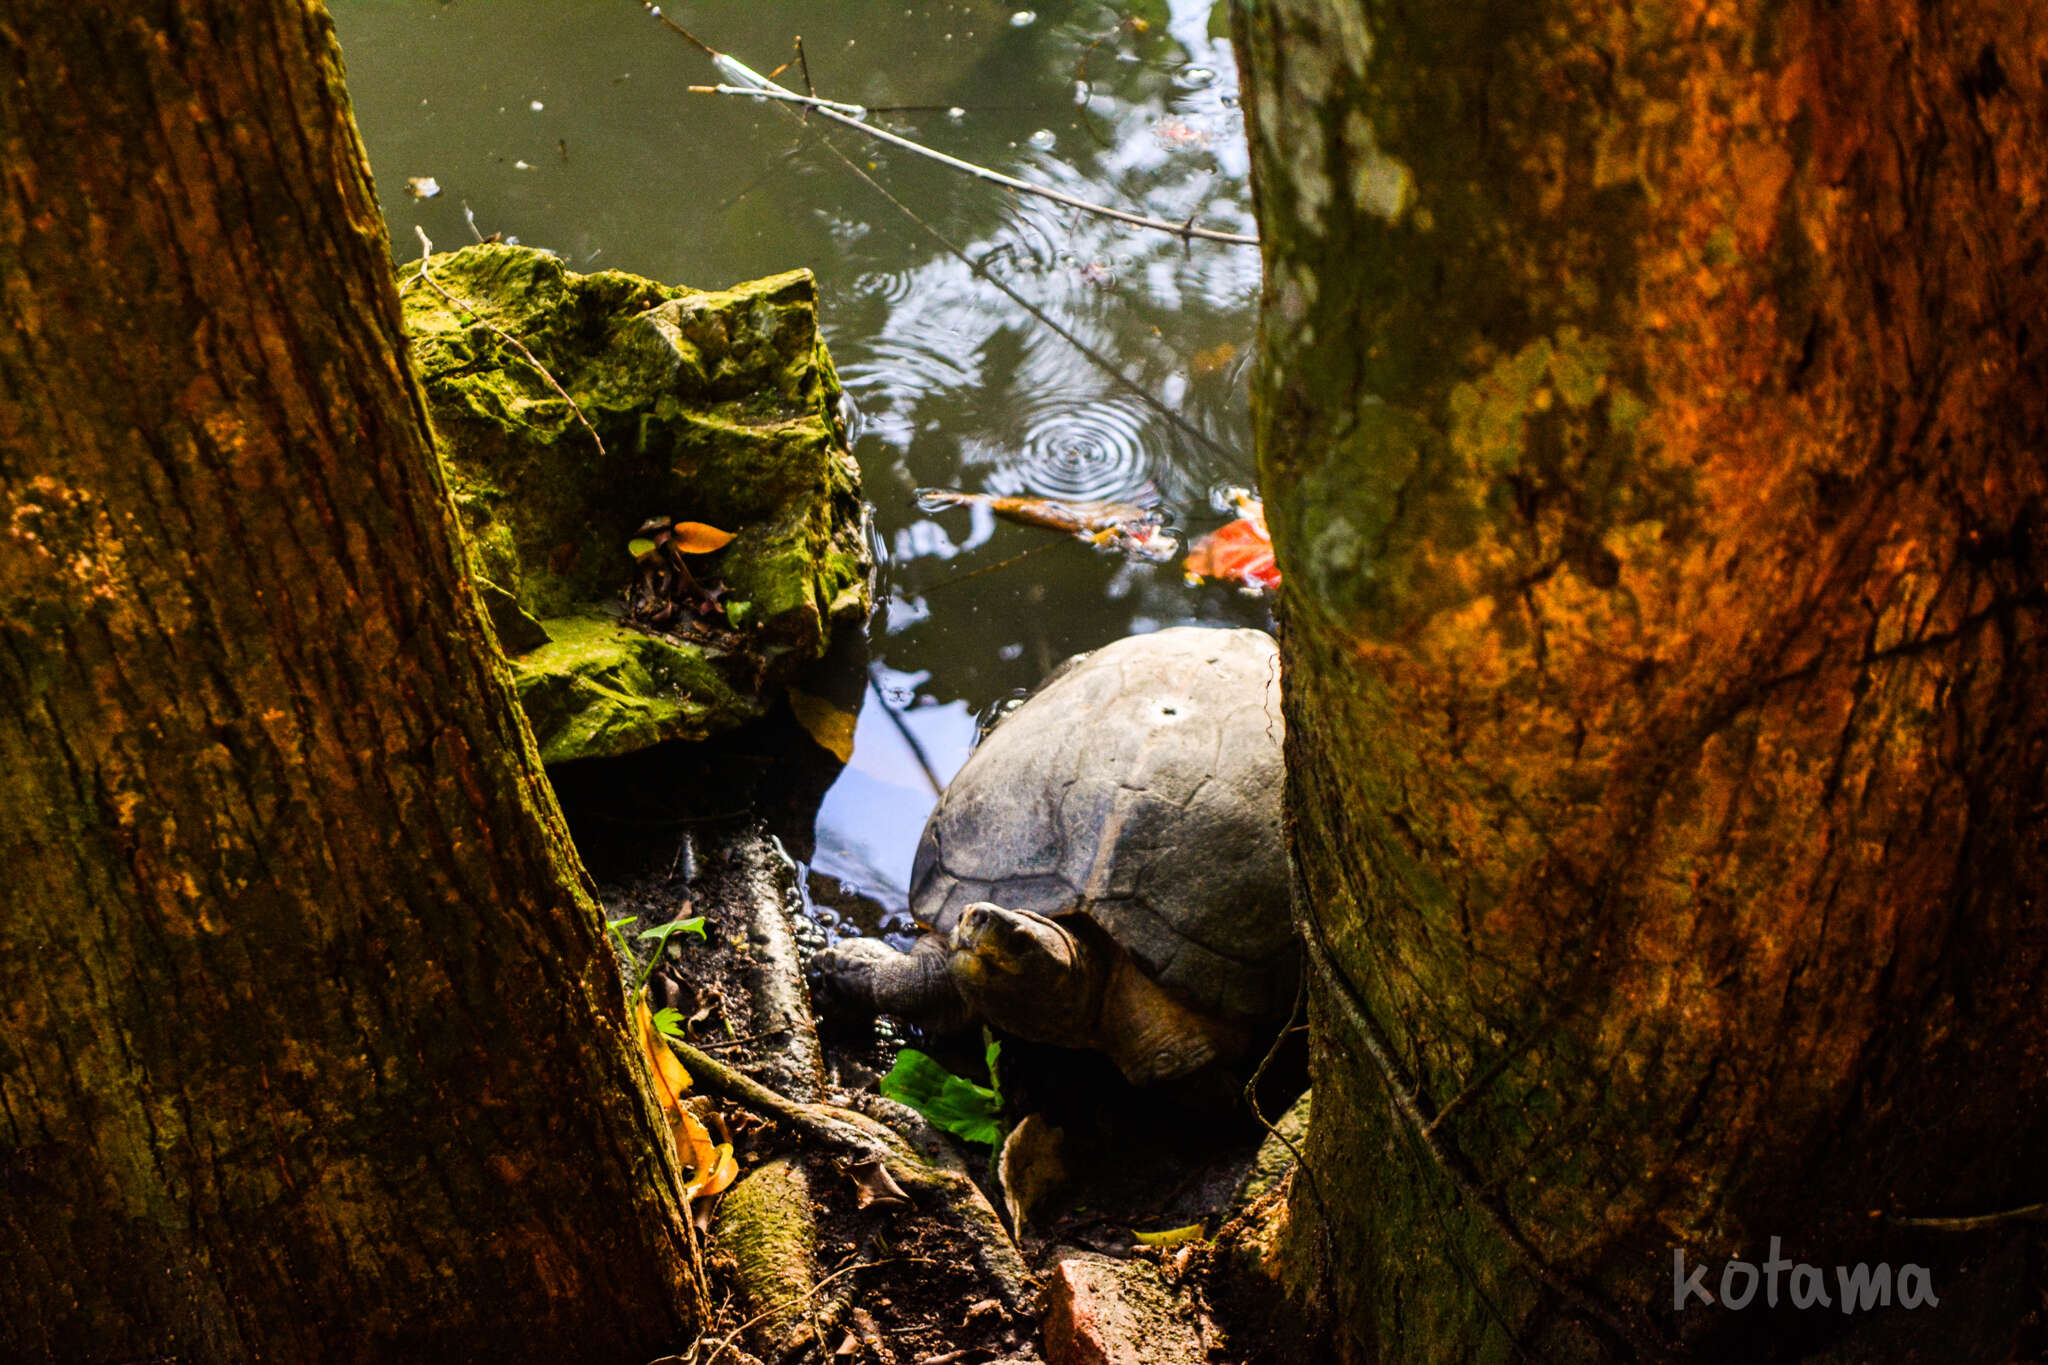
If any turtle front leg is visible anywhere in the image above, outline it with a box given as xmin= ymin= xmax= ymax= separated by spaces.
xmin=811 ymin=933 xmax=973 ymax=1033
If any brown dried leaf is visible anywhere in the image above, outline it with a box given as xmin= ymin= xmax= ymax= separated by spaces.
xmin=846 ymin=1157 xmax=911 ymax=1211
xmin=997 ymin=1113 xmax=1066 ymax=1242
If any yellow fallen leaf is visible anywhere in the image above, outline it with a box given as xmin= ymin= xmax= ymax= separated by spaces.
xmin=1133 ymin=1223 xmax=1205 ymax=1248
xmin=674 ymin=1108 xmax=718 ymax=1191
xmin=700 ymin=1143 xmax=739 ymax=1199
xmin=670 ymin=521 xmax=734 ymax=553
xmin=787 ymin=687 xmax=857 ymax=764
xmin=638 ymin=999 xmax=692 ymax=1113
xmin=674 ymin=1108 xmax=740 ymax=1201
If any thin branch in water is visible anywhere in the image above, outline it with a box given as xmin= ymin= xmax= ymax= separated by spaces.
xmin=921 ymin=535 xmax=1074 ymax=593
xmin=654 ymin=8 xmax=1258 ymax=247
xmin=408 ymin=227 xmax=605 ymax=459
xmin=805 ymin=127 xmax=1240 ymax=466
xmin=866 ymin=670 xmax=945 ymax=796
xmin=651 ymin=12 xmax=1244 ymax=466
xmin=689 ymin=83 xmax=867 ymax=119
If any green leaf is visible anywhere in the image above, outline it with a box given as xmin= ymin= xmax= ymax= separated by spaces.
xmin=628 ymin=536 xmax=658 ymax=558
xmin=640 ymin=915 xmax=707 ymax=947
xmin=605 ymin=915 xmax=639 ymax=958
xmin=880 ymin=1048 xmax=1003 ymax=1148
xmin=632 ymin=914 xmax=706 ymax=994
xmin=651 ymin=1006 xmax=687 ymax=1039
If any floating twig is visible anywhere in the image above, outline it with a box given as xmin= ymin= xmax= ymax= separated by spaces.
xmin=688 ymin=84 xmax=870 ymax=118
xmin=794 ymin=34 xmax=815 ymax=103
xmin=648 ymin=6 xmax=1247 ymax=471
xmin=407 ymin=227 xmax=605 ymax=459
xmin=649 ymin=3 xmax=1258 ymax=247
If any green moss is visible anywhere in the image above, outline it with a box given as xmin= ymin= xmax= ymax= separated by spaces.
xmin=714 ymin=1159 xmax=820 ymax=1360
xmin=508 ymin=613 xmax=756 ymax=766
xmin=399 ymin=244 xmax=872 ymax=763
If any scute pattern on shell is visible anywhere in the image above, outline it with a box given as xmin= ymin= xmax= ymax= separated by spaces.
xmin=909 ymin=627 xmax=1293 ymax=1024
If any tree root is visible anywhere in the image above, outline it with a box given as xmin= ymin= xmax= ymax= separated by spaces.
xmin=668 ymin=1036 xmax=1038 ymax=1319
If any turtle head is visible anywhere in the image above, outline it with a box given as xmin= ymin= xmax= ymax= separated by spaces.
xmin=947 ymin=903 xmax=1097 ymax=1045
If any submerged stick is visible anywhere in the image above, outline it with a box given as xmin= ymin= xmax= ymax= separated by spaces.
xmin=866 ymin=672 xmax=946 ymax=796
xmin=921 ymin=536 xmax=1073 ymax=594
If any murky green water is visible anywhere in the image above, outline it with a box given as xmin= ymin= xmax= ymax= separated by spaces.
xmin=332 ymin=0 xmax=1267 ymax=919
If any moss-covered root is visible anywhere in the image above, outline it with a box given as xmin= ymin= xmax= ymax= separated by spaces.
xmin=668 ymin=1038 xmax=1038 ymax=1319
xmin=841 ymin=1092 xmax=1040 ymax=1319
xmin=714 ymin=1159 xmax=822 ymax=1361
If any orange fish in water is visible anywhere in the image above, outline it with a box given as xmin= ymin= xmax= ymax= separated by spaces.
xmin=915 ymin=488 xmax=1179 ymax=562
xmin=1184 ymin=488 xmax=1280 ymax=592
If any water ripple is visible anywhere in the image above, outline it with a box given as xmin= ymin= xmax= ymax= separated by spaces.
xmin=1011 ymin=394 xmax=1158 ymax=504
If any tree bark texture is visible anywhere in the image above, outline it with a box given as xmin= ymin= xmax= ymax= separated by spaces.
xmin=0 ymin=5 xmax=702 ymax=1360
xmin=1236 ymin=1 xmax=2048 ymax=1359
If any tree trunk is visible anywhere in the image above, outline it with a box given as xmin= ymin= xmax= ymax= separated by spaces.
xmin=0 ymin=6 xmax=702 ymax=1360
xmin=1235 ymin=1 xmax=2048 ymax=1359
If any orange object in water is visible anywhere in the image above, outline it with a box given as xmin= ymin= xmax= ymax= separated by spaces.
xmin=915 ymin=488 xmax=1178 ymax=561
xmin=1185 ymin=493 xmax=1279 ymax=591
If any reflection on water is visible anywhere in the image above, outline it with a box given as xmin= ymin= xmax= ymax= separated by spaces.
xmin=333 ymin=0 xmax=1270 ymax=911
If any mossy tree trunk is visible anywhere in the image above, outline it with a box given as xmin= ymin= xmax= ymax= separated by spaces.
xmin=1235 ymin=1 xmax=2048 ymax=1359
xmin=0 ymin=5 xmax=702 ymax=1360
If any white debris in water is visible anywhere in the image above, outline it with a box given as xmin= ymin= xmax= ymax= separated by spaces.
xmin=529 ymin=100 xmax=544 ymax=112
xmin=513 ymin=159 xmax=534 ymax=170
xmin=1010 ymin=9 xmax=1037 ymax=26
xmin=947 ymin=106 xmax=966 ymax=120
xmin=1027 ymin=128 xmax=1056 ymax=150
xmin=404 ymin=176 xmax=440 ymax=200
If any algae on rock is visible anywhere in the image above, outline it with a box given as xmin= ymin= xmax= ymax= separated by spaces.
xmin=399 ymin=244 xmax=871 ymax=764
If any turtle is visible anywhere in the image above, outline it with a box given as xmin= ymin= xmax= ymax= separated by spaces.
xmin=811 ymin=626 xmax=1296 ymax=1084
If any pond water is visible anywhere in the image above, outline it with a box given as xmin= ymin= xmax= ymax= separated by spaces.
xmin=332 ymin=0 xmax=1269 ymax=924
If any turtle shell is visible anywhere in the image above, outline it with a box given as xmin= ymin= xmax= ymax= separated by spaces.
xmin=909 ymin=627 xmax=1294 ymax=1025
